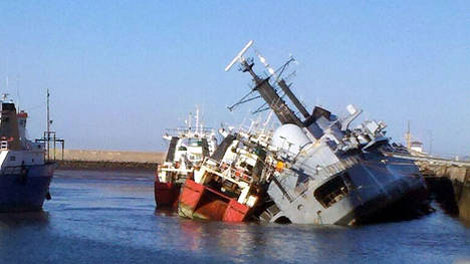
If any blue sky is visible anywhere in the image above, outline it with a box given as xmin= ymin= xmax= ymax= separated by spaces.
xmin=0 ymin=1 xmax=469 ymax=156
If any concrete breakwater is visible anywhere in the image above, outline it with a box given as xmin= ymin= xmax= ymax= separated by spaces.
xmin=418 ymin=162 xmax=470 ymax=226
xmin=54 ymin=149 xmax=165 ymax=170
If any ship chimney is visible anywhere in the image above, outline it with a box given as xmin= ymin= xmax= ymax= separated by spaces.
xmin=0 ymin=101 xmax=21 ymax=150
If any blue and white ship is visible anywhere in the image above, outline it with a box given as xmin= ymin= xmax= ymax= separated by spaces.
xmin=0 ymin=96 xmax=54 ymax=212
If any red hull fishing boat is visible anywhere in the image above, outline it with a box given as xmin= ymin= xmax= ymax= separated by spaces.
xmin=155 ymin=107 xmax=217 ymax=209
xmin=178 ymin=122 xmax=279 ymax=222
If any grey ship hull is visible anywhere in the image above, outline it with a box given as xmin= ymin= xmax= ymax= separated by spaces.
xmin=224 ymin=41 xmax=430 ymax=225
xmin=0 ymin=163 xmax=54 ymax=212
xmin=265 ymin=155 xmax=427 ymax=225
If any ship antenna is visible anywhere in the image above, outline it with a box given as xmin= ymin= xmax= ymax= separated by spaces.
xmin=1 ymin=93 xmax=9 ymax=101
xmin=254 ymin=51 xmax=310 ymax=119
xmin=16 ymin=75 xmax=21 ymax=111
xmin=225 ymin=41 xmax=303 ymax=126
xmin=195 ymin=105 xmax=200 ymax=135
xmin=262 ymin=110 xmax=274 ymax=134
xmin=254 ymin=50 xmax=277 ymax=78
xmin=46 ymin=89 xmax=51 ymax=160
xmin=224 ymin=40 xmax=254 ymax=72
xmin=5 ymin=76 xmax=10 ymax=102
xmin=225 ymin=40 xmax=262 ymax=112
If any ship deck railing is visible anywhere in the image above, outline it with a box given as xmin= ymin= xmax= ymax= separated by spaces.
xmin=160 ymin=167 xmax=193 ymax=174
xmin=201 ymin=158 xmax=254 ymax=188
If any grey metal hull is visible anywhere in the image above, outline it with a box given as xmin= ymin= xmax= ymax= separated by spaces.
xmin=266 ymin=155 xmax=428 ymax=225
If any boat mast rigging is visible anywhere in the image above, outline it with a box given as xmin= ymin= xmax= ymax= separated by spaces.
xmin=225 ymin=40 xmax=309 ymax=126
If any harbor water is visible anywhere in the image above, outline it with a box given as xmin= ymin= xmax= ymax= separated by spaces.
xmin=1 ymin=170 xmax=469 ymax=264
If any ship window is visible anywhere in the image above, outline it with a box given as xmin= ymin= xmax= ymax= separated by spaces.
xmin=2 ymin=103 xmax=15 ymax=111
xmin=314 ymin=174 xmax=349 ymax=209
xmin=10 ymin=156 xmax=16 ymax=161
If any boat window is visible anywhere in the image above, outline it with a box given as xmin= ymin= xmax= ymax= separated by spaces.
xmin=314 ymin=173 xmax=350 ymax=208
xmin=178 ymin=146 xmax=187 ymax=151
xmin=188 ymin=139 xmax=203 ymax=147
xmin=2 ymin=103 xmax=15 ymax=111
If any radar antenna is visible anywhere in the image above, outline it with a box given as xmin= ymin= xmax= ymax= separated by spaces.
xmin=224 ymin=41 xmax=306 ymax=126
xmin=225 ymin=40 xmax=254 ymax=72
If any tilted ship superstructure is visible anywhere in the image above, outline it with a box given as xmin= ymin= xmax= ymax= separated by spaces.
xmin=155 ymin=108 xmax=218 ymax=209
xmin=222 ymin=41 xmax=429 ymax=225
xmin=0 ymin=95 xmax=54 ymax=212
xmin=177 ymin=122 xmax=278 ymax=222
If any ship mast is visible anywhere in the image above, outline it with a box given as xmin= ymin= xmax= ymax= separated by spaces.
xmin=46 ymin=89 xmax=51 ymax=160
xmin=225 ymin=41 xmax=304 ymax=127
xmin=195 ymin=106 xmax=200 ymax=135
xmin=255 ymin=52 xmax=310 ymax=119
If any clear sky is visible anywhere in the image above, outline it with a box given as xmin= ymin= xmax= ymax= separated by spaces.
xmin=0 ymin=1 xmax=469 ymax=156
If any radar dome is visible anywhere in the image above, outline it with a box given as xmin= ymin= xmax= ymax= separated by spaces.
xmin=272 ymin=124 xmax=312 ymax=156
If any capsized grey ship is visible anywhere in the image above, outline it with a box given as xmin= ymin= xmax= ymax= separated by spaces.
xmin=225 ymin=41 xmax=429 ymax=225
xmin=0 ymin=96 xmax=54 ymax=212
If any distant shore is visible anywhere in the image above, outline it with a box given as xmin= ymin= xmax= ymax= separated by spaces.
xmin=52 ymin=149 xmax=165 ymax=171
xmin=56 ymin=160 xmax=159 ymax=171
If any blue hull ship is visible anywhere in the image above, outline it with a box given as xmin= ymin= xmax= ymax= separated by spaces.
xmin=0 ymin=96 xmax=54 ymax=212
xmin=0 ymin=164 xmax=54 ymax=212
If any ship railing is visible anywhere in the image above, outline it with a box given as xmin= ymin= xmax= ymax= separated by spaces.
xmin=159 ymin=167 xmax=194 ymax=175
xmin=201 ymin=158 xmax=254 ymax=187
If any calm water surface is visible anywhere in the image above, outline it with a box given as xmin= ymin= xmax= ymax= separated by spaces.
xmin=0 ymin=170 xmax=469 ymax=264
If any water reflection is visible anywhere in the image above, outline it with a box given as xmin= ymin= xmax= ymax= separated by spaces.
xmin=173 ymin=217 xmax=354 ymax=263
xmin=0 ymin=211 xmax=49 ymax=228
xmin=9 ymin=169 xmax=463 ymax=264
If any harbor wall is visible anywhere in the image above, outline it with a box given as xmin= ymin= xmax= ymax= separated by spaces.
xmin=419 ymin=162 xmax=470 ymax=225
xmin=54 ymin=149 xmax=165 ymax=164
